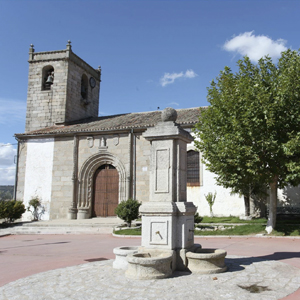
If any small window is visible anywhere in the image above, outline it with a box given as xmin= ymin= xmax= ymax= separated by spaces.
xmin=42 ymin=65 xmax=54 ymax=90
xmin=187 ymin=150 xmax=200 ymax=186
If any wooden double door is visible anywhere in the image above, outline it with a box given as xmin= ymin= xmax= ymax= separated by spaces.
xmin=93 ymin=164 xmax=119 ymax=217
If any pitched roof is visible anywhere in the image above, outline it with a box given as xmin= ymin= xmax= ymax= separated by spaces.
xmin=16 ymin=107 xmax=202 ymax=137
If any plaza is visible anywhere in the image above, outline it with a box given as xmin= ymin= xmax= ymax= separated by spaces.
xmin=0 ymin=231 xmax=299 ymax=300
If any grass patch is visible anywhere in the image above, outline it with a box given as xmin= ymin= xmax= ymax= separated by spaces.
xmin=272 ymin=224 xmax=300 ymax=236
xmin=114 ymin=227 xmax=141 ymax=235
xmin=113 ymin=219 xmax=300 ymax=236
xmin=199 ymin=216 xmax=267 ymax=224
xmin=194 ymin=224 xmax=266 ymax=236
xmin=276 ymin=219 xmax=300 ymax=225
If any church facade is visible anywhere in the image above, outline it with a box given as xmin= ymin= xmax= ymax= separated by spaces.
xmin=15 ymin=43 xmax=300 ymax=221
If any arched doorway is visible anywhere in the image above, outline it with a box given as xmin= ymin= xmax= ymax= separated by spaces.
xmin=92 ymin=164 xmax=119 ymax=217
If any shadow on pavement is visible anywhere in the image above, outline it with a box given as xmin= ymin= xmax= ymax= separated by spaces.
xmin=85 ymin=258 xmax=109 ymax=262
xmin=226 ymin=251 xmax=300 ymax=272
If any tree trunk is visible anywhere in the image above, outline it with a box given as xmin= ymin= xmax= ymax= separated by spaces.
xmin=266 ymin=176 xmax=278 ymax=234
xmin=244 ymin=194 xmax=250 ymax=216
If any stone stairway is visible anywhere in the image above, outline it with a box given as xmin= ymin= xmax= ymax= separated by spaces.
xmin=0 ymin=217 xmax=124 ymax=235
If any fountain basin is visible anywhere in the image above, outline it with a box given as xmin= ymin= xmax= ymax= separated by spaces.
xmin=186 ymin=248 xmax=227 ymax=274
xmin=113 ymin=246 xmax=139 ymax=270
xmin=125 ymin=249 xmax=173 ymax=280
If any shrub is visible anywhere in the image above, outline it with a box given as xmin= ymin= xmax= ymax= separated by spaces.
xmin=115 ymin=198 xmax=141 ymax=227
xmin=27 ymin=197 xmax=45 ymax=221
xmin=0 ymin=200 xmax=26 ymax=223
xmin=194 ymin=212 xmax=203 ymax=224
xmin=205 ymin=192 xmax=217 ymax=217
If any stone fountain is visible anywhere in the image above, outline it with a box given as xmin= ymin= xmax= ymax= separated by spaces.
xmin=114 ymin=107 xmax=227 ymax=279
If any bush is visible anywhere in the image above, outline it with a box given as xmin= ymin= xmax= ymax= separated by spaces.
xmin=27 ymin=197 xmax=45 ymax=221
xmin=205 ymin=192 xmax=217 ymax=217
xmin=0 ymin=200 xmax=26 ymax=223
xmin=194 ymin=212 xmax=203 ymax=224
xmin=115 ymin=198 xmax=141 ymax=227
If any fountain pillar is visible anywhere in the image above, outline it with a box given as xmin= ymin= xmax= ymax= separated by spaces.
xmin=140 ymin=108 xmax=197 ymax=270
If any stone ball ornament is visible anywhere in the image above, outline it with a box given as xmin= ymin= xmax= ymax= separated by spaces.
xmin=161 ymin=107 xmax=177 ymax=122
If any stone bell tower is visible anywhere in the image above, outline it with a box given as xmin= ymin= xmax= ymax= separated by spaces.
xmin=25 ymin=41 xmax=101 ymax=132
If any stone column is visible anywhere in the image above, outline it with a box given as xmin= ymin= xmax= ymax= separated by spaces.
xmin=140 ymin=108 xmax=196 ymax=269
xmin=68 ymin=135 xmax=78 ymax=219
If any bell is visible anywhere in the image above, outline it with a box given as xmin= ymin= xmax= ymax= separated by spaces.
xmin=46 ymin=74 xmax=54 ymax=85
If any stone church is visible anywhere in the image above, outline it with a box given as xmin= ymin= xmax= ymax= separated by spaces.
xmin=15 ymin=42 xmax=300 ymax=221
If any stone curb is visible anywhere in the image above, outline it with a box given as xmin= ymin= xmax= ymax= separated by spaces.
xmin=112 ymin=233 xmax=300 ymax=239
xmin=0 ymin=233 xmax=11 ymax=238
xmin=112 ymin=233 xmax=141 ymax=238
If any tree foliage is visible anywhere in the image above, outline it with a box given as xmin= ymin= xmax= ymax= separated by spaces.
xmin=194 ymin=49 xmax=300 ymax=233
xmin=115 ymin=198 xmax=141 ymax=227
xmin=0 ymin=200 xmax=26 ymax=223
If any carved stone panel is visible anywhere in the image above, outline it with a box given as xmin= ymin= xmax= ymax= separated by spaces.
xmin=150 ymin=221 xmax=168 ymax=245
xmin=98 ymin=137 xmax=108 ymax=151
xmin=180 ymin=147 xmax=186 ymax=193
xmin=87 ymin=137 xmax=94 ymax=148
xmin=155 ymin=148 xmax=169 ymax=193
xmin=113 ymin=135 xmax=119 ymax=146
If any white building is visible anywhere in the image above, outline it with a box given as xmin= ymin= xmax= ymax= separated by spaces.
xmin=15 ymin=43 xmax=299 ymax=220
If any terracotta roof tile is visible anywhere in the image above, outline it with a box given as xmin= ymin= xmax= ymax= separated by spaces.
xmin=16 ymin=107 xmax=202 ymax=136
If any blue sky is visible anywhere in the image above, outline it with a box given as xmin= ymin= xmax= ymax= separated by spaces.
xmin=1 ymin=0 xmax=300 ymax=185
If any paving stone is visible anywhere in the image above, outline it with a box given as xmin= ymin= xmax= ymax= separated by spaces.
xmin=0 ymin=256 xmax=299 ymax=300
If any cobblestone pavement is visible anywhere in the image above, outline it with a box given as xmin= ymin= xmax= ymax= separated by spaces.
xmin=1 ymin=256 xmax=300 ymax=300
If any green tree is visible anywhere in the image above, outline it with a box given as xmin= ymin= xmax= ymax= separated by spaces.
xmin=115 ymin=198 xmax=141 ymax=227
xmin=194 ymin=49 xmax=300 ymax=233
xmin=0 ymin=200 xmax=26 ymax=222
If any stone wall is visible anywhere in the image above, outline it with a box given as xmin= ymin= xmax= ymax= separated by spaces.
xmin=77 ymin=133 xmax=131 ymax=174
xmin=135 ymin=133 xmax=150 ymax=203
xmin=75 ymin=133 xmax=132 ymax=218
xmin=65 ymin=60 xmax=99 ymax=122
xmin=25 ymin=46 xmax=100 ymax=133
xmin=16 ymin=141 xmax=27 ymax=202
xmin=49 ymin=137 xmax=74 ymax=219
xmin=17 ymin=130 xmax=300 ymax=220
xmin=74 ymin=132 xmax=151 ymax=218
xmin=25 ymin=59 xmax=68 ymax=132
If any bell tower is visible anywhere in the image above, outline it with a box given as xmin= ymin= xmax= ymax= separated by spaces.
xmin=25 ymin=41 xmax=101 ymax=132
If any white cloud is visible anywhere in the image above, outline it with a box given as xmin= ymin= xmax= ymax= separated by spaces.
xmin=0 ymin=144 xmax=16 ymax=166
xmin=0 ymin=144 xmax=16 ymax=185
xmin=0 ymin=98 xmax=26 ymax=125
xmin=223 ymin=31 xmax=288 ymax=62
xmin=160 ymin=69 xmax=197 ymax=87
xmin=0 ymin=165 xmax=16 ymax=185
xmin=167 ymin=102 xmax=179 ymax=106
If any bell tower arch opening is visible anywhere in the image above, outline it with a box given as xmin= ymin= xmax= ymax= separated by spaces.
xmin=42 ymin=65 xmax=54 ymax=91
